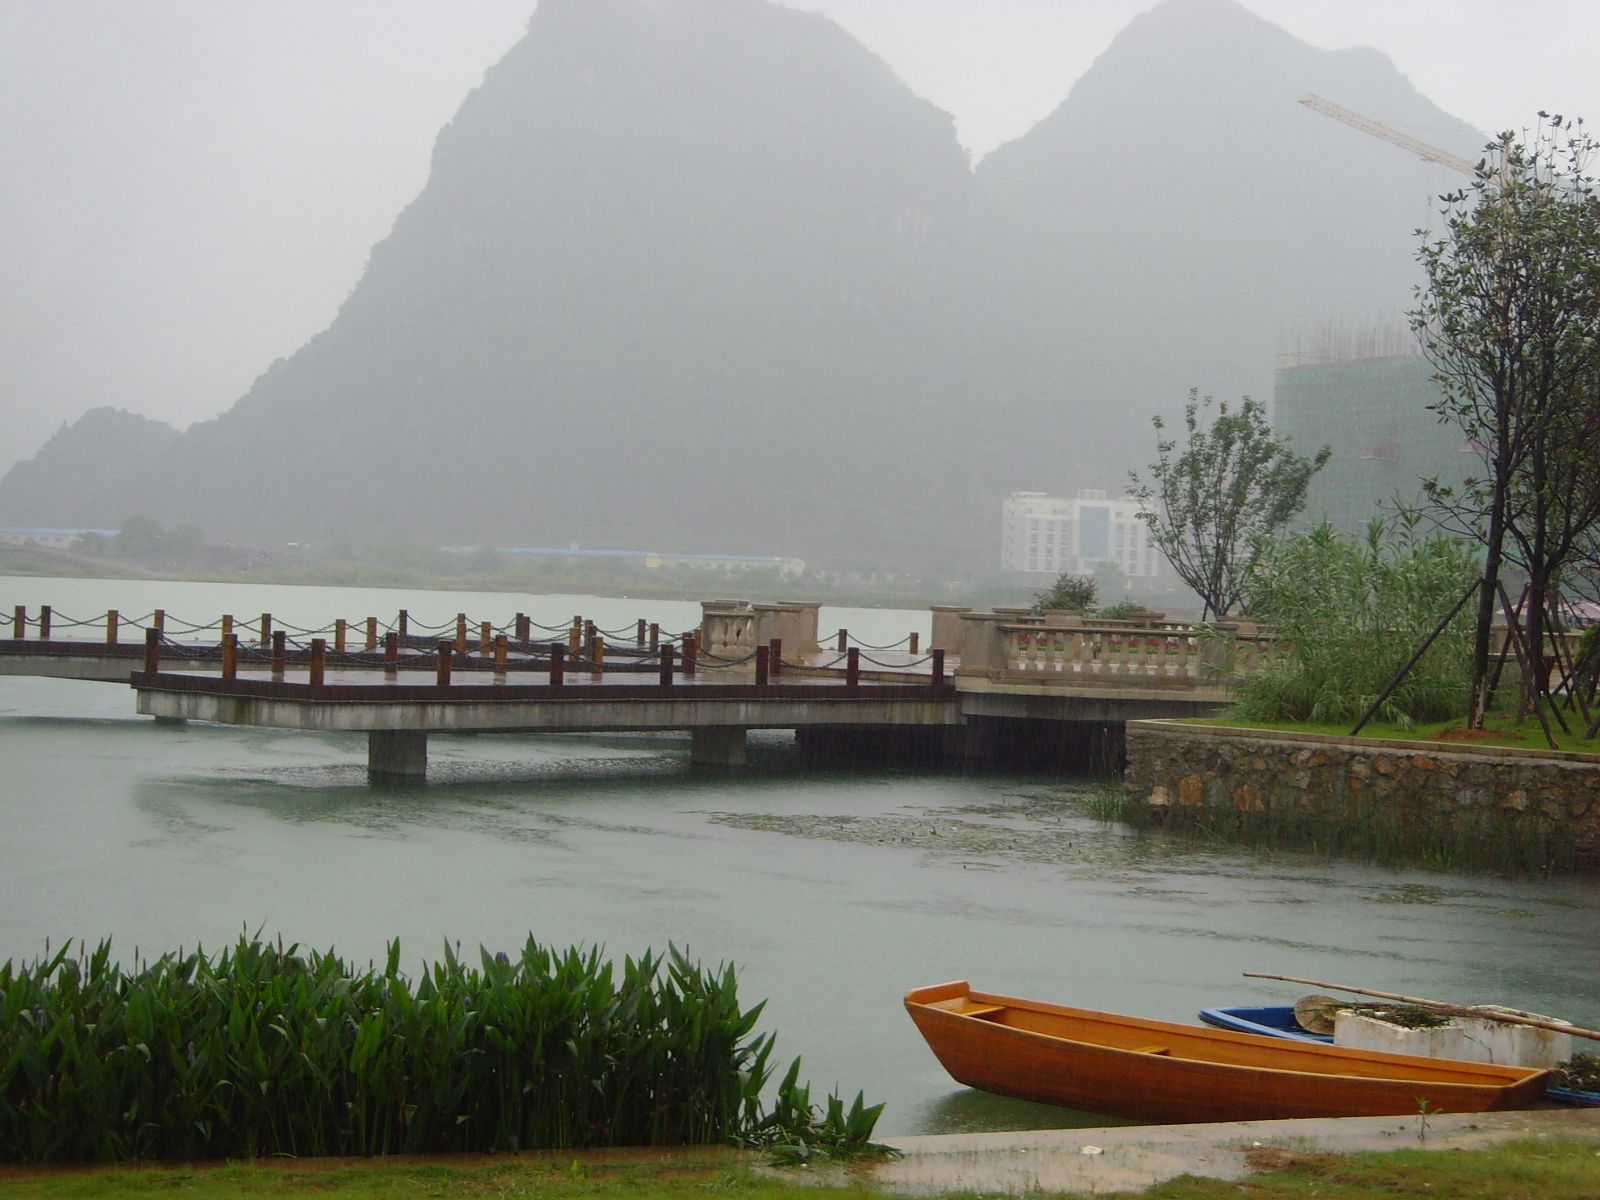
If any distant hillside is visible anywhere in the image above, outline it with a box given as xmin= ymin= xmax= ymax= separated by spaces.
xmin=0 ymin=407 xmax=179 ymax=527
xmin=0 ymin=0 xmax=1491 ymax=571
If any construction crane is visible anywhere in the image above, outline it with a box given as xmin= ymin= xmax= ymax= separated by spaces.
xmin=1300 ymin=93 xmax=1479 ymax=177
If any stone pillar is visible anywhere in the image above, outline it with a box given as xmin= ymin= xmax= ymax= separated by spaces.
xmin=956 ymin=612 xmax=1013 ymax=676
xmin=368 ymin=730 xmax=427 ymax=783
xmin=777 ymin=601 xmax=822 ymax=656
xmin=929 ymin=606 xmax=971 ymax=654
xmin=690 ymin=726 xmax=747 ymax=767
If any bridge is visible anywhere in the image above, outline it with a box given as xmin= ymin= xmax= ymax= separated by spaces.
xmin=3 ymin=600 xmax=1254 ymax=781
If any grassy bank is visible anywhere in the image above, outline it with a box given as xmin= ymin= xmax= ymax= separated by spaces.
xmin=1200 ymin=715 xmax=1600 ymax=756
xmin=1 ymin=1137 xmax=1598 ymax=1198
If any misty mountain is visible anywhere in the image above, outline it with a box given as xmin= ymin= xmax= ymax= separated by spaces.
xmin=0 ymin=407 xmax=179 ymax=528
xmin=0 ymin=0 xmax=1487 ymax=570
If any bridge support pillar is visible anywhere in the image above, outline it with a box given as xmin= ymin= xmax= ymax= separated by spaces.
xmin=690 ymin=726 xmax=746 ymax=768
xmin=369 ymin=730 xmax=428 ymax=783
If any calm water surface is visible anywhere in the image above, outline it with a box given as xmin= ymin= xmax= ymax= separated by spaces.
xmin=2 ymin=575 xmax=1597 ymax=1135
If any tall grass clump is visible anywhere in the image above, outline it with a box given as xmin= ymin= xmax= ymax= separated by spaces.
xmin=1231 ymin=519 xmax=1477 ymax=727
xmin=0 ymin=935 xmax=883 ymax=1164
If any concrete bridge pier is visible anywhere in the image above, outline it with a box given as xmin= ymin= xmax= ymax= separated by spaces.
xmin=690 ymin=726 xmax=747 ymax=768
xmin=369 ymin=730 xmax=428 ymax=783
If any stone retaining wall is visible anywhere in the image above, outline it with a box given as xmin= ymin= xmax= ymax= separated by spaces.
xmin=1124 ymin=720 xmax=1600 ymax=872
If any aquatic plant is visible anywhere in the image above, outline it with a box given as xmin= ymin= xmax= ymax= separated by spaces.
xmin=0 ymin=935 xmax=881 ymax=1164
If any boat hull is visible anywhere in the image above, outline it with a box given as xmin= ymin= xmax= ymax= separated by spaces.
xmin=906 ymin=982 xmax=1552 ymax=1124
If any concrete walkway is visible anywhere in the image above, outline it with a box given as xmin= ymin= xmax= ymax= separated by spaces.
xmin=867 ymin=1108 xmax=1600 ymax=1195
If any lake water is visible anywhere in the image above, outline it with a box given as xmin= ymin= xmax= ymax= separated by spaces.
xmin=3 ymin=574 xmax=1597 ymax=1136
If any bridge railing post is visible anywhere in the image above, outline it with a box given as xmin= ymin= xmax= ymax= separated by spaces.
xmin=636 ymin=618 xmax=646 ymax=646
xmin=649 ymin=622 xmax=660 ymax=652
xmin=846 ymin=646 xmax=860 ymax=690
xmin=516 ymin=613 xmax=530 ymax=645
xmin=769 ymin=638 xmax=782 ymax=679
xmin=144 ymin=627 xmax=161 ymax=674
xmin=39 ymin=605 xmax=51 ymax=640
xmin=397 ymin=609 xmax=409 ymax=639
xmin=591 ymin=637 xmax=605 ymax=678
xmin=494 ymin=634 xmax=508 ymax=681
xmin=309 ymin=638 xmax=325 ymax=687
xmin=272 ymin=630 xmax=287 ymax=679
xmin=260 ymin=612 xmax=272 ymax=648
xmin=221 ymin=614 xmax=232 ymax=644
xmin=365 ymin=617 xmax=378 ymax=652
xmin=10 ymin=606 xmax=22 ymax=639
xmin=909 ymin=631 xmax=919 ymax=655
xmin=658 ymin=644 xmax=675 ymax=688
xmin=334 ymin=619 xmax=347 ymax=654
xmin=932 ymin=648 xmax=945 ymax=686
xmin=549 ymin=643 xmax=565 ymax=687
xmin=683 ymin=633 xmax=697 ymax=677
xmin=106 ymin=609 xmax=119 ymax=646
xmin=222 ymin=632 xmax=237 ymax=680
xmin=568 ymin=617 xmax=581 ymax=658
xmin=384 ymin=631 xmax=398 ymax=679
xmin=837 ymin=629 xmax=847 ymax=653
xmin=755 ymin=645 xmax=770 ymax=686
xmin=152 ymin=609 xmax=165 ymax=637
xmin=454 ymin=614 xmax=467 ymax=655
xmin=435 ymin=640 xmax=452 ymax=686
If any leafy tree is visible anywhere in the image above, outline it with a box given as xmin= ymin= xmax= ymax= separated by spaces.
xmin=1412 ymin=114 xmax=1600 ymax=724
xmin=1129 ymin=391 xmax=1329 ymax=620
xmin=1032 ymin=571 xmax=1097 ymax=614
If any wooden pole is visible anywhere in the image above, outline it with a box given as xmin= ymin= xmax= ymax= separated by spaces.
xmin=516 ymin=613 xmax=530 ymax=645
xmin=271 ymin=630 xmax=286 ymax=679
xmin=221 ymin=614 xmax=233 ymax=642
xmin=932 ymin=648 xmax=945 ymax=686
xmin=308 ymin=638 xmax=325 ymax=688
xmin=221 ymin=632 xmax=237 ymax=680
xmin=592 ymin=636 xmax=605 ymax=678
xmin=658 ymin=644 xmax=675 ymax=687
xmin=152 ymin=609 xmax=165 ymax=636
xmin=143 ymin=627 xmax=161 ymax=674
xmin=755 ymin=644 xmax=769 ymax=686
xmin=384 ymin=631 xmax=398 ymax=679
xmin=769 ymin=638 xmax=782 ymax=679
xmin=397 ymin=609 xmax=409 ymax=639
xmin=260 ymin=613 xmax=272 ymax=648
xmin=39 ymin=605 xmax=51 ymax=639
xmin=909 ymin=632 xmax=919 ymax=655
xmin=494 ymin=633 xmax=508 ymax=680
xmin=837 ymin=629 xmax=847 ymax=652
xmin=480 ymin=620 xmax=492 ymax=655
xmin=106 ymin=609 xmax=119 ymax=645
xmin=1242 ymin=972 xmax=1600 ymax=1042
xmin=683 ymin=632 xmax=697 ymax=677
xmin=636 ymin=618 xmax=647 ymax=646
xmin=10 ymin=606 xmax=22 ymax=639
xmin=649 ymin=622 xmax=660 ymax=652
xmin=846 ymin=647 xmax=860 ymax=689
xmin=436 ymin=640 xmax=452 ymax=686
xmin=549 ymin=643 xmax=565 ymax=687
xmin=568 ymin=617 xmax=581 ymax=658
xmin=335 ymin=618 xmax=347 ymax=655
xmin=455 ymin=614 xmax=468 ymax=655
xmin=366 ymin=617 xmax=378 ymax=652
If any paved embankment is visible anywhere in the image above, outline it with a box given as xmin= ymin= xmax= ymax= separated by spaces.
xmin=868 ymin=1108 xmax=1600 ymax=1195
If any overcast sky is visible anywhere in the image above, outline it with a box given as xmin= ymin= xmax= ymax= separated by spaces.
xmin=3 ymin=0 xmax=1597 ymax=472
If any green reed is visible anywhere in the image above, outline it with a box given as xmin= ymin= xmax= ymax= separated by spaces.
xmin=0 ymin=935 xmax=880 ymax=1164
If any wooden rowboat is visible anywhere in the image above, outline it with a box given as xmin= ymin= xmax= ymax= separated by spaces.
xmin=906 ymin=981 xmax=1552 ymax=1123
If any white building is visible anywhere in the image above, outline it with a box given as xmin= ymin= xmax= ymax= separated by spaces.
xmin=1001 ymin=491 xmax=1162 ymax=578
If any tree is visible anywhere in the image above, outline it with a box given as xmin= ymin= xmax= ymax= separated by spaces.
xmin=1032 ymin=571 xmax=1097 ymax=614
xmin=1129 ymin=391 xmax=1329 ymax=620
xmin=1411 ymin=114 xmax=1600 ymax=724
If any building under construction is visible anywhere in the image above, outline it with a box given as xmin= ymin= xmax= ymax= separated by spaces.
xmin=1273 ymin=324 xmax=1474 ymax=536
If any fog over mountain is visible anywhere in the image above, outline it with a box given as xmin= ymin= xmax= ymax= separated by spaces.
xmin=0 ymin=0 xmax=1485 ymax=570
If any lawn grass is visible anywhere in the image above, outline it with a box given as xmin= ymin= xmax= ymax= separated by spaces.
xmin=1198 ymin=714 xmax=1600 ymax=755
xmin=2 ymin=1138 xmax=1598 ymax=1200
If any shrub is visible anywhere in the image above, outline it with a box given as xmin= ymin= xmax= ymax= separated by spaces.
xmin=0 ymin=935 xmax=881 ymax=1164
xmin=1231 ymin=519 xmax=1477 ymax=727
xmin=1032 ymin=572 xmax=1097 ymax=614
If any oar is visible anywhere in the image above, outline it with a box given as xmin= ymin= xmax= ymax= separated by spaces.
xmin=1244 ymin=972 xmax=1600 ymax=1043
